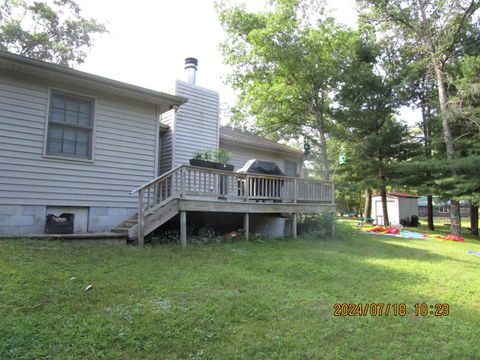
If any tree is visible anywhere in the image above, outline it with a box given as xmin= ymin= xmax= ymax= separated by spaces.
xmin=217 ymin=0 xmax=356 ymax=180
xmin=449 ymin=55 xmax=480 ymax=235
xmin=396 ymin=60 xmax=441 ymax=230
xmin=335 ymin=41 xmax=410 ymax=226
xmin=358 ymin=0 xmax=480 ymax=235
xmin=0 ymin=0 xmax=107 ymax=66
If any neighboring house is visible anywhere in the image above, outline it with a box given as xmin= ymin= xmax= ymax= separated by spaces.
xmin=0 ymin=53 xmax=334 ymax=241
xmin=417 ymin=197 xmax=470 ymax=218
xmin=371 ymin=192 xmax=419 ymax=226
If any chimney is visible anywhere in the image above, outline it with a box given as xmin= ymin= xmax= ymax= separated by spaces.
xmin=184 ymin=57 xmax=198 ymax=85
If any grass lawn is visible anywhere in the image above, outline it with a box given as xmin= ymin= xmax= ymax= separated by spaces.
xmin=1 ymin=223 xmax=480 ymax=359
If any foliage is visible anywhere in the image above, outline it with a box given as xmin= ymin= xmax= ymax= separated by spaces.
xmin=192 ymin=148 xmax=233 ymax=164
xmin=358 ymin=0 xmax=480 ymax=235
xmin=0 ymin=0 xmax=107 ymax=66
xmin=214 ymin=148 xmax=232 ymax=165
xmin=217 ymin=0 xmax=357 ymax=180
xmin=333 ymin=38 xmax=412 ymax=223
xmin=298 ymin=213 xmax=336 ymax=238
xmin=1 ymin=234 xmax=480 ymax=358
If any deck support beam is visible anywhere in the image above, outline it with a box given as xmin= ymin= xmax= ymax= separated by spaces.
xmin=292 ymin=213 xmax=297 ymax=238
xmin=244 ymin=213 xmax=249 ymax=241
xmin=180 ymin=210 xmax=187 ymax=247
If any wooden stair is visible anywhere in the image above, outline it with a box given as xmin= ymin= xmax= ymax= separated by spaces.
xmin=112 ymin=199 xmax=179 ymax=239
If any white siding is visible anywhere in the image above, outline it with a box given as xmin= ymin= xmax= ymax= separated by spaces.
xmin=372 ymin=196 xmax=399 ymax=225
xmin=220 ymin=142 xmax=302 ymax=174
xmin=172 ymin=80 xmax=219 ymax=167
xmin=0 ymin=73 xmax=158 ymax=208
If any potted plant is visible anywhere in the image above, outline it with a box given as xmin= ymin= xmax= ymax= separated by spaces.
xmin=214 ymin=148 xmax=234 ymax=171
xmin=189 ymin=149 xmax=234 ymax=171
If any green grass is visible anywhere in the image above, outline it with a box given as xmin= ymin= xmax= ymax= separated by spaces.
xmin=1 ymin=225 xmax=480 ymax=359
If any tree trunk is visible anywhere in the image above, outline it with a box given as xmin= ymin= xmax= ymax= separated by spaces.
xmin=434 ymin=66 xmax=456 ymax=161
xmin=317 ymin=121 xmax=330 ymax=181
xmin=380 ymin=186 xmax=389 ymax=226
xmin=363 ymin=188 xmax=372 ymax=221
xmin=421 ymin=99 xmax=434 ymax=231
xmin=427 ymin=195 xmax=434 ymax=231
xmin=449 ymin=200 xmax=461 ymax=235
xmin=314 ymin=96 xmax=330 ymax=181
xmin=434 ymin=65 xmax=461 ymax=236
xmin=470 ymin=204 xmax=479 ymax=236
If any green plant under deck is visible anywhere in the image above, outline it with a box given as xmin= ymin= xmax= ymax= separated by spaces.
xmin=1 ymin=228 xmax=479 ymax=359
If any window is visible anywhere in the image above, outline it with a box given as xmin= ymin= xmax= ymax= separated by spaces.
xmin=285 ymin=160 xmax=298 ymax=177
xmin=46 ymin=91 xmax=94 ymax=159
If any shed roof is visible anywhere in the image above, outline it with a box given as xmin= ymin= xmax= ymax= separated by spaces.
xmin=373 ymin=192 xmax=419 ymax=199
xmin=0 ymin=50 xmax=188 ymax=113
xmin=219 ymin=126 xmax=301 ymax=155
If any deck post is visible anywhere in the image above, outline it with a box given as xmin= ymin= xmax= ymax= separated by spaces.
xmin=245 ymin=175 xmax=250 ymax=201
xmin=180 ymin=210 xmax=187 ymax=247
xmin=292 ymin=212 xmax=297 ymax=238
xmin=244 ymin=213 xmax=249 ymax=241
xmin=138 ymin=189 xmax=145 ymax=246
xmin=294 ymin=178 xmax=298 ymax=203
xmin=180 ymin=167 xmax=185 ymax=198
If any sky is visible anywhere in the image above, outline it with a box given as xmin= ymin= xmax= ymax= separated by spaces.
xmin=76 ymin=0 xmax=419 ymax=125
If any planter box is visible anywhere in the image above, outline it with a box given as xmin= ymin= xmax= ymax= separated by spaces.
xmin=189 ymin=159 xmax=234 ymax=171
xmin=216 ymin=163 xmax=234 ymax=171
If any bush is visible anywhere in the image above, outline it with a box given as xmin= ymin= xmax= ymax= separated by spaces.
xmin=298 ymin=213 xmax=336 ymax=239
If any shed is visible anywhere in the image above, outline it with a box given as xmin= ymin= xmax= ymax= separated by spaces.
xmin=371 ymin=192 xmax=419 ymax=226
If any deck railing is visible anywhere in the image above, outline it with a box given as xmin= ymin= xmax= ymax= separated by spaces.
xmin=130 ymin=165 xmax=334 ymax=242
xmin=131 ymin=165 xmax=335 ymax=213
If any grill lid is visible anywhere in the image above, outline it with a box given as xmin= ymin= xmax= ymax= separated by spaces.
xmin=236 ymin=159 xmax=285 ymax=176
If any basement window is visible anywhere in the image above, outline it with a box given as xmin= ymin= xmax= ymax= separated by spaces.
xmin=46 ymin=91 xmax=94 ymax=160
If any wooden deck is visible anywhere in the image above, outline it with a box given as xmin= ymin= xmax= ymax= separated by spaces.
xmin=116 ymin=165 xmax=335 ymax=245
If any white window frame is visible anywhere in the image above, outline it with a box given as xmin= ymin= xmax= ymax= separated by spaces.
xmin=438 ymin=206 xmax=449 ymax=214
xmin=43 ymin=88 xmax=96 ymax=163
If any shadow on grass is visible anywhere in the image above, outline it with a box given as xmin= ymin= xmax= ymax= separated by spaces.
xmin=1 ymin=238 xmax=480 ymax=359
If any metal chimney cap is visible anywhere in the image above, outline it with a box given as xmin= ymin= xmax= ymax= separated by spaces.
xmin=184 ymin=57 xmax=198 ymax=68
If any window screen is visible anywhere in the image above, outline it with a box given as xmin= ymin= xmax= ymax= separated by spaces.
xmin=46 ymin=92 xmax=94 ymax=159
xmin=285 ymin=160 xmax=298 ymax=177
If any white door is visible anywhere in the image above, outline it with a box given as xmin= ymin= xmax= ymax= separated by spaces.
xmin=375 ymin=200 xmax=395 ymax=225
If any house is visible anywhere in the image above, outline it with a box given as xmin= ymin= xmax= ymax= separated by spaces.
xmin=418 ymin=197 xmax=470 ymax=218
xmin=371 ymin=192 xmax=419 ymax=226
xmin=219 ymin=126 xmax=303 ymax=177
xmin=0 ymin=52 xmax=335 ymax=243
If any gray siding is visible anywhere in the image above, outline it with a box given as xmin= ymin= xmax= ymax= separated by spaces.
xmin=0 ymin=72 xmax=158 ymax=208
xmin=159 ymin=109 xmax=175 ymax=174
xmin=220 ymin=142 xmax=302 ymax=174
xmin=172 ymin=80 xmax=219 ymax=167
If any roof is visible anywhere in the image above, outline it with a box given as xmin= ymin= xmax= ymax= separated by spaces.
xmin=219 ymin=126 xmax=302 ymax=155
xmin=374 ymin=192 xmax=420 ymax=199
xmin=0 ymin=50 xmax=188 ymax=113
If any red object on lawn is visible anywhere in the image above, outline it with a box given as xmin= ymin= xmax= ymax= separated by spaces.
xmin=385 ymin=227 xmax=400 ymax=234
xmin=444 ymin=234 xmax=465 ymax=242
xmin=367 ymin=226 xmax=386 ymax=232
